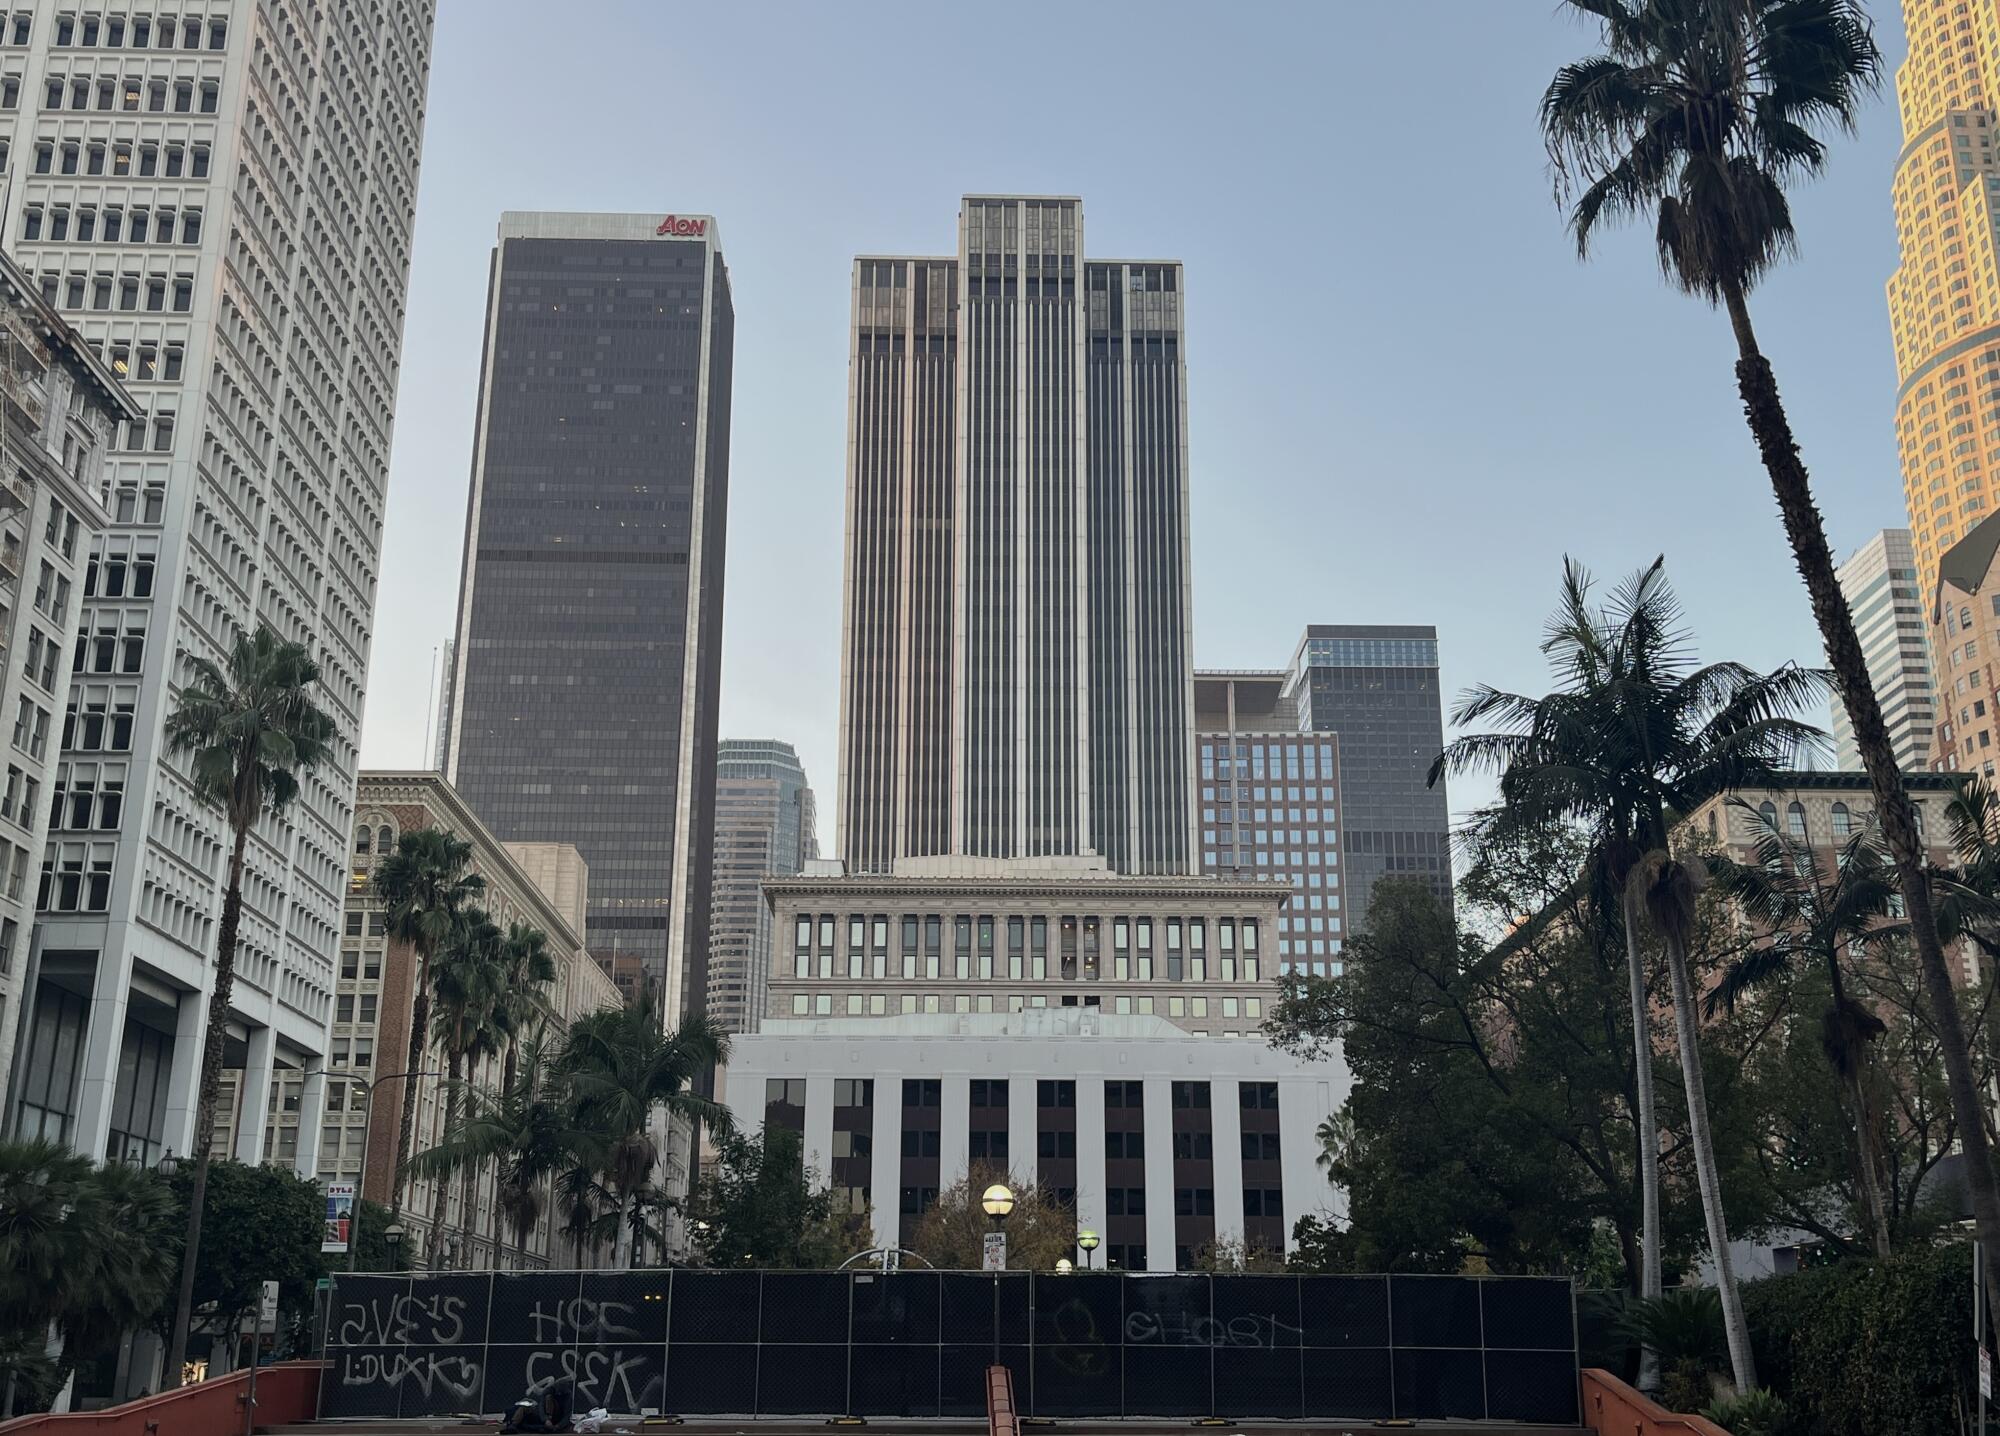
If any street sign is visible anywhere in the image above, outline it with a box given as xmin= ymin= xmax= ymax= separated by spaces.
xmin=321 ymin=1181 xmax=356 ymax=1254
xmin=982 ymin=1231 xmax=1007 ymax=1273
xmin=1981 ymin=1345 xmax=1992 ymax=1400
xmin=242 ymin=1280 xmax=279 ymax=1336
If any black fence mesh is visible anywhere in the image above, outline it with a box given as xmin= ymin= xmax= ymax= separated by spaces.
xmin=323 ymin=1269 xmax=1577 ymax=1423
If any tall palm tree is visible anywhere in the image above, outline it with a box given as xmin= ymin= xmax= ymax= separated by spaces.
xmin=424 ymin=909 xmax=501 ymax=1268
xmin=409 ymin=1033 xmax=603 ymax=1264
xmin=159 ymin=625 xmax=335 ymax=1384
xmin=373 ymin=827 xmax=485 ymax=1219
xmin=558 ymin=996 xmax=731 ymax=1267
xmin=1433 ymin=558 xmax=1824 ymax=1390
xmin=1541 ymin=0 xmax=2000 ymax=1314
xmin=1706 ymin=803 xmax=1897 ymax=1258
xmin=492 ymin=924 xmax=556 ymax=1099
xmin=483 ymin=923 xmax=555 ymax=1255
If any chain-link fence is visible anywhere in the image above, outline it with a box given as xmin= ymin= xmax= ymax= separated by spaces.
xmin=321 ymin=1269 xmax=1577 ymax=1424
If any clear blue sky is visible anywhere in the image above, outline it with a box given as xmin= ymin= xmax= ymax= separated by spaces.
xmin=358 ymin=0 xmax=1915 ymax=846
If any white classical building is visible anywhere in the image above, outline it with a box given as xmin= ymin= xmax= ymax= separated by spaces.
xmin=720 ymin=1009 xmax=1347 ymax=1274
xmin=4 ymin=0 xmax=437 ymax=1176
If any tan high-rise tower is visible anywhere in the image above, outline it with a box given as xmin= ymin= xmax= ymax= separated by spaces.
xmin=1889 ymin=1 xmax=2000 ymax=687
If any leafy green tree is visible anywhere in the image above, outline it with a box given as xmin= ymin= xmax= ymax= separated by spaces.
xmin=908 ymin=1167 xmax=1075 ymax=1272
xmin=1284 ymin=1214 xmax=1360 ymax=1274
xmin=155 ymin=1159 xmax=324 ymax=1358
xmin=0 ymin=1140 xmax=177 ymax=1414
xmin=1431 ymin=558 xmax=1821 ymax=1387
xmin=558 ymin=994 xmax=729 ymax=1266
xmin=159 ymin=625 xmax=336 ymax=1383
xmin=373 ymin=826 xmax=485 ymax=1219
xmin=685 ymin=1126 xmax=870 ymax=1269
xmin=1540 ymin=0 xmax=2000 ymax=1323
xmin=1706 ymin=805 xmax=1898 ymax=1257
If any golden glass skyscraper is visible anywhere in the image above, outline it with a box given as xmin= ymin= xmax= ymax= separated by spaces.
xmin=1889 ymin=0 xmax=2000 ymax=612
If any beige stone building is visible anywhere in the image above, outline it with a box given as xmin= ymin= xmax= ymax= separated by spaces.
xmin=236 ymin=771 xmax=621 ymax=1269
xmin=764 ymin=857 xmax=1285 ymax=1039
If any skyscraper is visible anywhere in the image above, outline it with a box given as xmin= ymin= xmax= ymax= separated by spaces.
xmin=706 ymin=739 xmax=816 ymax=1034
xmin=446 ymin=212 xmax=732 ymax=1025
xmin=7 ymin=4 xmax=436 ymax=1173
xmin=1888 ymin=2 xmax=2000 ymax=670
xmin=1193 ymin=671 xmax=1349 ymax=977
xmin=1287 ymin=626 xmax=1449 ymax=926
xmin=837 ymin=196 xmax=1195 ymax=877
xmin=1829 ymin=529 xmax=1934 ymax=772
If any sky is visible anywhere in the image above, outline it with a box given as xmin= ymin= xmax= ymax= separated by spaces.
xmin=358 ymin=0 xmax=1916 ymax=851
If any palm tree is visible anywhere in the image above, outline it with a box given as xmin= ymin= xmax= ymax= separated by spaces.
xmin=1541 ymin=0 xmax=2000 ymax=1314
xmin=423 ymin=909 xmax=502 ymax=1268
xmin=373 ymin=827 xmax=485 ymax=1219
xmin=1706 ymin=802 xmax=1897 ymax=1258
xmin=1433 ymin=558 xmax=1824 ymax=1391
xmin=558 ymin=996 xmax=731 ymax=1267
xmin=409 ymin=1033 xmax=603 ymax=1264
xmin=483 ymin=923 xmax=555 ymax=1254
xmin=159 ymin=625 xmax=335 ymax=1384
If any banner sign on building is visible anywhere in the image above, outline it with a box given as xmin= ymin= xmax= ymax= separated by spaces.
xmin=322 ymin=1181 xmax=357 ymax=1254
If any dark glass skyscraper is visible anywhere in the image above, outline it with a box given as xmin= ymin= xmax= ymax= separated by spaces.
xmin=1288 ymin=626 xmax=1448 ymax=923
xmin=446 ymin=211 xmax=733 ymax=1023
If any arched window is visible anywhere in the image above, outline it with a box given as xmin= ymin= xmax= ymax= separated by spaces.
xmin=376 ymin=824 xmax=393 ymax=853
xmin=1831 ymin=802 xmax=1850 ymax=838
xmin=1964 ymin=606 xmax=1975 ymax=632
xmin=1913 ymin=803 xmax=1926 ymax=837
xmin=354 ymin=825 xmax=371 ymax=854
xmin=1707 ymin=810 xmax=1718 ymax=837
xmin=1758 ymin=801 xmax=1778 ymax=833
xmin=1787 ymin=801 xmax=1807 ymax=838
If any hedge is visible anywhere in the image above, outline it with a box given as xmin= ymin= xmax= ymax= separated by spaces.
xmin=1742 ymin=1243 xmax=1974 ymax=1436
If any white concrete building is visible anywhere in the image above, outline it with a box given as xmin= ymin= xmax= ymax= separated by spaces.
xmin=720 ymin=1009 xmax=1347 ymax=1273
xmin=0 ymin=252 xmax=140 ymax=1109
xmin=4 ymin=0 xmax=436 ymax=1177
xmin=1831 ymin=529 xmax=1935 ymax=772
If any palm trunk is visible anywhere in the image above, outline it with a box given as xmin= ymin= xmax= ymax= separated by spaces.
xmin=426 ymin=1046 xmax=460 ymax=1269
xmin=389 ymin=956 xmax=432 ymax=1219
xmin=163 ymin=822 xmax=250 ymax=1386
xmin=1660 ymin=927 xmax=1757 ymax=1391
xmin=1826 ymin=954 xmax=1893 ymax=1261
xmin=1724 ymin=279 xmax=2000 ymax=1320
xmin=1619 ymin=886 xmax=1665 ymax=1393
xmin=1844 ymin=1062 xmax=1893 ymax=1261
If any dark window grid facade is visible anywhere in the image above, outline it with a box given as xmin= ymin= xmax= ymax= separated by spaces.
xmin=1170 ymin=1080 xmax=1215 ymax=1271
xmin=1036 ymin=1079 xmax=1077 ymax=1211
xmin=830 ymin=1078 xmax=873 ymax=1219
xmin=1103 ymin=1077 xmax=1146 ymax=1270
xmin=1296 ymin=657 xmax=1449 ymax=925
xmin=1239 ymin=1080 xmax=1284 ymax=1253
xmin=764 ymin=1078 xmax=805 ymax=1137
xmin=449 ymin=234 xmax=732 ymax=1013
xmin=966 ymin=1077 xmax=1009 ymax=1168
xmin=899 ymin=1077 xmax=941 ymax=1217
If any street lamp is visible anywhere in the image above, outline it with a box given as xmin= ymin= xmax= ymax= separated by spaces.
xmin=981 ymin=1183 xmax=1016 ymax=1274
xmin=384 ymin=1223 xmax=405 ymax=1269
xmin=325 ymin=1067 xmax=440 ymax=1273
xmin=1077 ymin=1229 xmax=1099 ymax=1271
xmin=1055 ymin=1258 xmax=1073 ymax=1275
xmin=156 ymin=1148 xmax=180 ymax=1178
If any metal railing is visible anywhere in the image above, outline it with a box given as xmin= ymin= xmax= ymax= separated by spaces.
xmin=320 ymin=1268 xmax=1579 ymax=1425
